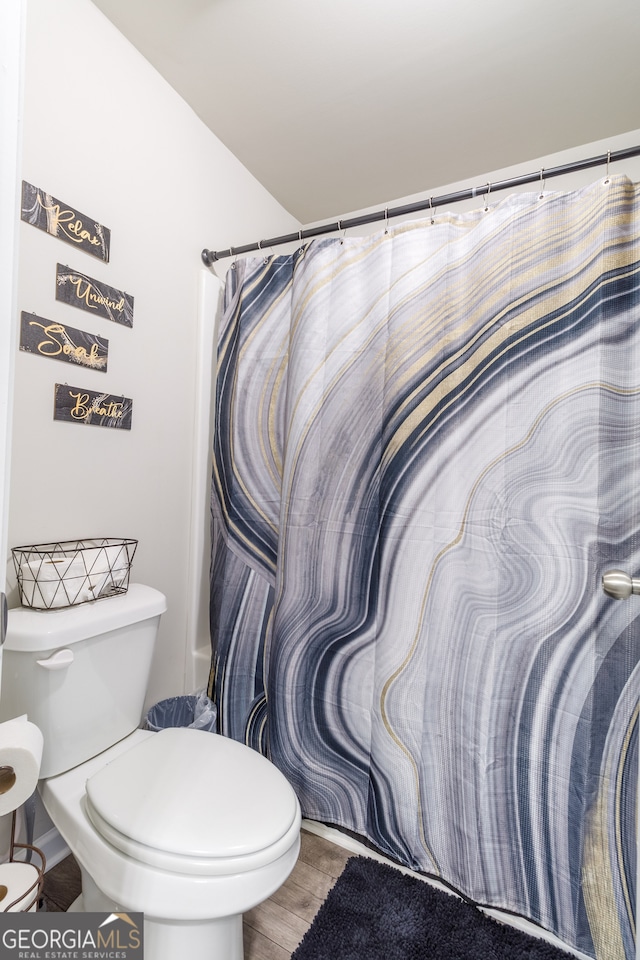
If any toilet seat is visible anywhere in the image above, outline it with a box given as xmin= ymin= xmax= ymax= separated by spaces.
xmin=84 ymin=727 xmax=300 ymax=876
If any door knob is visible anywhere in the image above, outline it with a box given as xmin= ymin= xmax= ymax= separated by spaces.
xmin=601 ymin=569 xmax=640 ymax=600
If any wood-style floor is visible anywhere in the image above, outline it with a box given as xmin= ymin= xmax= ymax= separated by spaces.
xmin=41 ymin=828 xmax=352 ymax=959
xmin=244 ymin=830 xmax=352 ymax=959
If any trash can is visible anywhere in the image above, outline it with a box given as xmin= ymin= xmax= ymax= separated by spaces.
xmin=145 ymin=691 xmax=217 ymax=733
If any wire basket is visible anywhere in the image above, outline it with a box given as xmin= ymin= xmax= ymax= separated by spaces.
xmin=11 ymin=538 xmax=138 ymax=610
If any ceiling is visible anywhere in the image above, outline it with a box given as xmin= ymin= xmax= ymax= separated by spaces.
xmin=91 ymin=0 xmax=640 ymax=225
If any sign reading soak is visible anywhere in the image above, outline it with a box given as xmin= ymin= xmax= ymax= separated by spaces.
xmin=0 ymin=911 xmax=143 ymax=959
xmin=54 ymin=384 xmax=132 ymax=430
xmin=21 ymin=181 xmax=110 ymax=262
xmin=56 ymin=263 xmax=134 ymax=327
xmin=20 ymin=312 xmax=109 ymax=371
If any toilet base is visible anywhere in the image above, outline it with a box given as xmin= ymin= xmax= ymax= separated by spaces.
xmin=144 ymin=914 xmax=243 ymax=960
xmin=78 ymin=866 xmax=244 ymax=960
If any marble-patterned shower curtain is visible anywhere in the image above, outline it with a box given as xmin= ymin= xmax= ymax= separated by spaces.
xmin=209 ymin=176 xmax=639 ymax=960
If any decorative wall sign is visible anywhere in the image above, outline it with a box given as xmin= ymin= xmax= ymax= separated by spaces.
xmin=21 ymin=181 xmax=110 ymax=262
xmin=54 ymin=384 xmax=132 ymax=430
xmin=20 ymin=312 xmax=108 ymax=371
xmin=56 ymin=264 xmax=133 ymax=327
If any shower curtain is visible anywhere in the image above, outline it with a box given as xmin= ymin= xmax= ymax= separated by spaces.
xmin=209 ymin=175 xmax=639 ymax=960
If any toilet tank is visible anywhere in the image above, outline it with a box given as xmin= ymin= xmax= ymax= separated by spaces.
xmin=0 ymin=584 xmax=167 ymax=778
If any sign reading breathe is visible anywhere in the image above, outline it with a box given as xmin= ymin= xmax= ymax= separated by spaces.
xmin=54 ymin=384 xmax=133 ymax=430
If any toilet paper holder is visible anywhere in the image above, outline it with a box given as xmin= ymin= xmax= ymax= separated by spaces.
xmin=0 ymin=808 xmax=46 ymax=912
xmin=0 ymin=717 xmax=46 ymax=911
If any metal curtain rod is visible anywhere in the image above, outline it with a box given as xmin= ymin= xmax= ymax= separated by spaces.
xmin=201 ymin=144 xmax=640 ymax=265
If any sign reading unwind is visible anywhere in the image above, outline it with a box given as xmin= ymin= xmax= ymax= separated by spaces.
xmin=56 ymin=264 xmax=134 ymax=328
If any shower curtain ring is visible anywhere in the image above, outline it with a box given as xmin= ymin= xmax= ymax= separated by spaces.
xmin=338 ymin=219 xmax=345 ymax=244
xmin=229 ymin=246 xmax=236 ymax=269
xmin=384 ymin=208 xmax=389 ymax=235
xmin=538 ymin=168 xmax=545 ymax=200
xmin=429 ymin=196 xmax=435 ymax=224
xmin=483 ymin=183 xmax=492 ymax=212
xmin=604 ymin=150 xmax=611 ymax=184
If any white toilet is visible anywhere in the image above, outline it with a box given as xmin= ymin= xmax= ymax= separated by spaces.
xmin=0 ymin=584 xmax=301 ymax=960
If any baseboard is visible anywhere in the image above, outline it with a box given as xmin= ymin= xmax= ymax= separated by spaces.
xmin=35 ymin=826 xmax=70 ymax=872
xmin=301 ymin=819 xmax=592 ymax=960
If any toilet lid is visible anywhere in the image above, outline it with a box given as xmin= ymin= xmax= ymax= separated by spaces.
xmin=84 ymin=728 xmax=300 ymax=875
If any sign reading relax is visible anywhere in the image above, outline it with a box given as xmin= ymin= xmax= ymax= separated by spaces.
xmin=21 ymin=182 xmax=110 ymax=262
xmin=54 ymin=384 xmax=133 ymax=430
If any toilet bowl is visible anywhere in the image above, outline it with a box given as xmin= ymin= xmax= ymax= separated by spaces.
xmin=0 ymin=584 xmax=301 ymax=960
xmin=41 ymin=727 xmax=301 ymax=959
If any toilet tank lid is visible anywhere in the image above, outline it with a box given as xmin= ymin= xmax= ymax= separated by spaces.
xmin=4 ymin=584 xmax=167 ymax=652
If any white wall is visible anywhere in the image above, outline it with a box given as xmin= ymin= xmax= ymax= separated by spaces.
xmin=7 ymin=0 xmax=299 ymax=709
